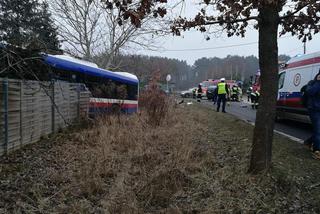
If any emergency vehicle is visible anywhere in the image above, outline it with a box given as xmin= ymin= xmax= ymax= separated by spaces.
xmin=276 ymin=52 xmax=320 ymax=123
xmin=200 ymin=79 xmax=216 ymax=98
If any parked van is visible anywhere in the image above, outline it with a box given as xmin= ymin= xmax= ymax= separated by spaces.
xmin=276 ymin=52 xmax=320 ymax=123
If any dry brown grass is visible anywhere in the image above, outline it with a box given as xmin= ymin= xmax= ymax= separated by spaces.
xmin=68 ymin=105 xmax=207 ymax=213
xmin=0 ymin=101 xmax=208 ymax=213
xmin=139 ymin=72 xmax=170 ymax=127
xmin=0 ymin=102 xmax=320 ymax=213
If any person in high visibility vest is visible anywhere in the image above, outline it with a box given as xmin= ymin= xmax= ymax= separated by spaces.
xmin=216 ymin=78 xmax=229 ymax=112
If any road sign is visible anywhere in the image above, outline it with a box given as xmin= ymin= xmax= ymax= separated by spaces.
xmin=166 ymin=74 xmax=171 ymax=82
xmin=166 ymin=74 xmax=171 ymax=93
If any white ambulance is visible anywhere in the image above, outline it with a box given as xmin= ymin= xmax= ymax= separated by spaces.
xmin=276 ymin=52 xmax=320 ymax=123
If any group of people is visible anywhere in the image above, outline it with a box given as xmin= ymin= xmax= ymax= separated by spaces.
xmin=197 ymin=78 xmax=242 ymax=112
xmin=196 ymin=78 xmax=230 ymax=113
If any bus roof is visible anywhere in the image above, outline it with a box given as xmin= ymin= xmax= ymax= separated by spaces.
xmin=43 ymin=54 xmax=139 ymax=85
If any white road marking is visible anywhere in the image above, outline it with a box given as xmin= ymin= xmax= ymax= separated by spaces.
xmin=239 ymin=118 xmax=304 ymax=144
xmin=200 ymin=98 xmax=306 ymax=144
xmin=274 ymin=130 xmax=304 ymax=144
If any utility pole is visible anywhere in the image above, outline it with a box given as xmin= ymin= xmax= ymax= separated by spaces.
xmin=230 ymin=64 xmax=233 ymax=80
xmin=235 ymin=64 xmax=239 ymax=81
xmin=215 ymin=64 xmax=218 ymax=79
xmin=241 ymin=62 xmax=245 ymax=82
xmin=304 ymin=41 xmax=306 ymax=54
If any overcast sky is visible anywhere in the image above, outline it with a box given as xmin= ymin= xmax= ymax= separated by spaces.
xmin=136 ymin=1 xmax=320 ymax=66
xmin=138 ymin=30 xmax=320 ymax=65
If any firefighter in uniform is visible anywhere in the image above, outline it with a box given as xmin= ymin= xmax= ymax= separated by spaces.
xmin=216 ymin=78 xmax=229 ymax=112
xmin=197 ymin=84 xmax=202 ymax=102
xmin=250 ymin=90 xmax=260 ymax=109
xmin=246 ymin=87 xmax=253 ymax=102
xmin=231 ymin=85 xmax=241 ymax=101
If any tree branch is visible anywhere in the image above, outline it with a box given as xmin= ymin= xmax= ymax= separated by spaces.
xmin=279 ymin=1 xmax=319 ymax=20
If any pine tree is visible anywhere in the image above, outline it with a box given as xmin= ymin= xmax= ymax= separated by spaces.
xmin=0 ymin=0 xmax=60 ymax=51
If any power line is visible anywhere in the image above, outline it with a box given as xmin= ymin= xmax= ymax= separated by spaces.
xmin=161 ymin=41 xmax=258 ymax=52
xmin=286 ymin=47 xmax=303 ymax=54
xmin=157 ymin=36 xmax=293 ymax=52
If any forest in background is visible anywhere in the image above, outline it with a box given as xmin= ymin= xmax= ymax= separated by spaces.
xmin=109 ymin=54 xmax=291 ymax=90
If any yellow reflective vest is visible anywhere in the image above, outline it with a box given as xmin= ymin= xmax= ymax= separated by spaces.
xmin=217 ymin=82 xmax=227 ymax=95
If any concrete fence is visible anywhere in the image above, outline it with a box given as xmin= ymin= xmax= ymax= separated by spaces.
xmin=0 ymin=78 xmax=90 ymax=156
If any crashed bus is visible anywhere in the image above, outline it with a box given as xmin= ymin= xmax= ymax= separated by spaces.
xmin=43 ymin=54 xmax=139 ymax=115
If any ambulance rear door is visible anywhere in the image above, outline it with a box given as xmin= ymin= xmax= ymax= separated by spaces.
xmin=277 ymin=71 xmax=287 ymax=107
xmin=276 ymin=66 xmax=312 ymax=123
xmin=285 ymin=65 xmax=313 ymax=109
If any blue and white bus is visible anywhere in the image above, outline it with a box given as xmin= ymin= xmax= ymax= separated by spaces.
xmin=42 ymin=54 xmax=139 ymax=115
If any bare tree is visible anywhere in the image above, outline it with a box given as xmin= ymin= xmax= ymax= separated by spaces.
xmin=49 ymin=0 xmax=165 ymax=68
xmin=97 ymin=8 xmax=166 ymax=69
xmin=50 ymin=0 xmax=103 ymax=60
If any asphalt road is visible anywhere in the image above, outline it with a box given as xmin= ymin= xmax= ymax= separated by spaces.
xmin=199 ymin=98 xmax=313 ymax=142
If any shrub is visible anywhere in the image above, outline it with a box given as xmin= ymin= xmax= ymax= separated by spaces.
xmin=139 ymin=72 xmax=169 ymax=126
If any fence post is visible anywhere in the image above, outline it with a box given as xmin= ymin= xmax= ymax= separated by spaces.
xmin=51 ymin=79 xmax=55 ymax=133
xmin=3 ymin=78 xmax=8 ymax=154
xmin=20 ymin=80 xmax=23 ymax=147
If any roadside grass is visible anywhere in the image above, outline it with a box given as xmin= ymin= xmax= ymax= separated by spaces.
xmin=200 ymin=103 xmax=320 ymax=213
xmin=0 ymin=102 xmax=319 ymax=213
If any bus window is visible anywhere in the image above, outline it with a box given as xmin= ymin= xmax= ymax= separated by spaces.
xmin=279 ymin=72 xmax=286 ymax=89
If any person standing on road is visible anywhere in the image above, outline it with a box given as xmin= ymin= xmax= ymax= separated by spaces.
xmin=216 ymin=78 xmax=229 ymax=113
xmin=305 ymin=71 xmax=320 ymax=159
xmin=213 ymin=86 xmax=218 ymax=105
xmin=192 ymin=88 xmax=197 ymax=99
xmin=246 ymin=87 xmax=253 ymax=102
xmin=250 ymin=90 xmax=260 ymax=109
xmin=197 ymin=84 xmax=202 ymax=102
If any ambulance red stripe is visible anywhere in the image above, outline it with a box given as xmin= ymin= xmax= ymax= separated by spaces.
xmin=286 ymin=57 xmax=320 ymax=69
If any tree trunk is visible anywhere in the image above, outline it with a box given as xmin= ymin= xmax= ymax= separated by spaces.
xmin=248 ymin=5 xmax=279 ymax=173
